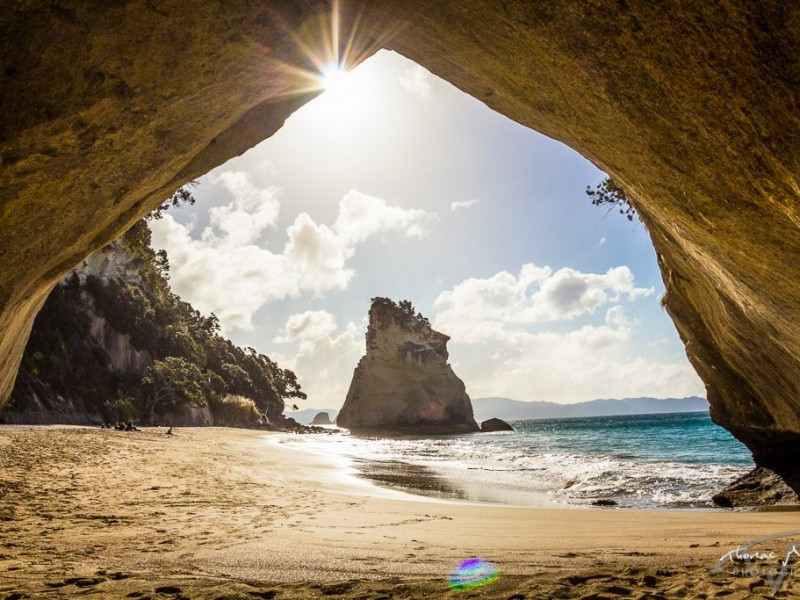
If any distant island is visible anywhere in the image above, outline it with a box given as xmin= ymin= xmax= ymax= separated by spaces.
xmin=288 ymin=408 xmax=339 ymax=425
xmin=471 ymin=396 xmax=708 ymax=422
xmin=311 ymin=412 xmax=333 ymax=425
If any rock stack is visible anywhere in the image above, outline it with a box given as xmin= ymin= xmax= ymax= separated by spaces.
xmin=311 ymin=412 xmax=332 ymax=425
xmin=337 ymin=298 xmax=478 ymax=434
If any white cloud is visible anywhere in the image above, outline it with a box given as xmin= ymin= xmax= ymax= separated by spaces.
xmin=605 ymin=305 xmax=633 ymax=329
xmin=599 ymin=236 xmax=607 ymax=247
xmin=273 ymin=310 xmax=338 ymax=344
xmin=398 ymin=64 xmax=432 ymax=98
xmin=283 ymin=213 xmax=354 ymax=294
xmin=437 ymin=314 xmax=703 ymax=404
xmin=450 ymin=198 xmax=480 ymax=212
xmin=453 ymin=325 xmax=704 ymax=403
xmin=433 ymin=262 xmax=653 ymax=339
xmin=275 ymin=311 xmax=365 ymax=408
xmin=205 ymin=171 xmax=280 ymax=246
xmin=150 ymin=214 xmax=294 ymax=331
xmin=333 ymin=190 xmax=438 ymax=244
xmin=430 ymin=263 xmax=702 ymax=403
xmin=150 ymin=173 xmax=436 ymax=332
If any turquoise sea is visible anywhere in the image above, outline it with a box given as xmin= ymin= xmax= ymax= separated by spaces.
xmin=279 ymin=411 xmax=753 ymax=509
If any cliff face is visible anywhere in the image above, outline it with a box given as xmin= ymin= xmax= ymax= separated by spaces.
xmin=2 ymin=3 xmax=800 ymax=484
xmin=337 ymin=299 xmax=478 ymax=434
xmin=3 ymin=241 xmax=152 ymax=424
xmin=73 ymin=238 xmax=153 ymax=376
xmin=2 ymin=221 xmax=297 ymax=427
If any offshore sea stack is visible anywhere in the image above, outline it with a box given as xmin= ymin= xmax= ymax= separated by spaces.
xmin=311 ymin=412 xmax=332 ymax=425
xmin=480 ymin=418 xmax=514 ymax=433
xmin=337 ymin=298 xmax=478 ymax=434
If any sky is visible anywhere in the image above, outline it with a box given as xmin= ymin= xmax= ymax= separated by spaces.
xmin=150 ymin=50 xmax=704 ymax=409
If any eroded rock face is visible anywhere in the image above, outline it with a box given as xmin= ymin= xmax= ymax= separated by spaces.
xmin=2 ymin=242 xmax=152 ymax=425
xmin=311 ymin=412 xmax=332 ymax=425
xmin=713 ymin=467 xmax=800 ymax=508
xmin=2 ymin=2 xmax=800 ymax=483
xmin=337 ymin=299 xmax=478 ymax=434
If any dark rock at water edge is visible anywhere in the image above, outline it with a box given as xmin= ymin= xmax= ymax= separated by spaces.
xmin=591 ymin=499 xmax=618 ymax=507
xmin=480 ymin=417 xmax=514 ymax=432
xmin=712 ymin=467 xmax=800 ymax=508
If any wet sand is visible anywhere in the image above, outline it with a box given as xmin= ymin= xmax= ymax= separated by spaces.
xmin=353 ymin=458 xmax=471 ymax=501
xmin=2 ymin=426 xmax=800 ymax=598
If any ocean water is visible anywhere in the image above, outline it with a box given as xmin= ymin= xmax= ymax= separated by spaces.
xmin=277 ymin=411 xmax=754 ymax=509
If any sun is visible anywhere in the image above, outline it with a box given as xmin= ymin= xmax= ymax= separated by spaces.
xmin=320 ymin=63 xmax=352 ymax=94
xmin=309 ymin=62 xmax=374 ymax=120
xmin=297 ymin=57 xmax=383 ymax=124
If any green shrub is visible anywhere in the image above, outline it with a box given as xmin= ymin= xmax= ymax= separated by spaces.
xmin=211 ymin=394 xmax=264 ymax=426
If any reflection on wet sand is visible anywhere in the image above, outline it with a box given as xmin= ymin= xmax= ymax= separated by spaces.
xmin=353 ymin=458 xmax=468 ymax=501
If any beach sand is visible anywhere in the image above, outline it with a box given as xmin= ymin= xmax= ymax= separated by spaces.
xmin=1 ymin=426 xmax=799 ymax=599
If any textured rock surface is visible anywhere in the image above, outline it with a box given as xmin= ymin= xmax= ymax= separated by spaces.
xmin=713 ymin=467 xmax=800 ymax=508
xmin=311 ymin=411 xmax=332 ymax=425
xmin=78 ymin=244 xmax=153 ymax=375
xmin=2 ymin=2 xmax=800 ymax=481
xmin=480 ymin=418 xmax=514 ymax=433
xmin=1 ymin=242 xmax=153 ymax=425
xmin=337 ymin=299 xmax=478 ymax=434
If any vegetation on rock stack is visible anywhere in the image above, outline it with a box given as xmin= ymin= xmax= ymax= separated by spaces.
xmin=3 ymin=192 xmax=305 ymax=426
xmin=371 ymin=297 xmax=431 ymax=330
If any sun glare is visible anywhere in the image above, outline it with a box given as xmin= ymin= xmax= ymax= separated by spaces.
xmin=321 ymin=64 xmax=351 ymax=93
xmin=307 ymin=61 xmax=379 ymax=123
xmin=267 ymin=0 xmax=403 ymax=126
xmin=267 ymin=0 xmax=404 ymax=104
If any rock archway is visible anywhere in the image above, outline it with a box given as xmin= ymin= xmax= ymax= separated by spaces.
xmin=2 ymin=1 xmax=800 ymax=483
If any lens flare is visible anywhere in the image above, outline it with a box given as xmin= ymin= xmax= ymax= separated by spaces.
xmin=265 ymin=0 xmax=405 ymax=99
xmin=448 ymin=558 xmax=499 ymax=591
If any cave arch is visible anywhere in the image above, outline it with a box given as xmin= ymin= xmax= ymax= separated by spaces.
xmin=2 ymin=1 xmax=800 ymax=483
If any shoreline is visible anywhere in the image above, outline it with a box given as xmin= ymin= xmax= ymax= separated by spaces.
xmin=278 ymin=433 xmax=582 ymax=509
xmin=272 ymin=427 xmax=755 ymax=511
xmin=275 ymin=429 xmax=800 ymax=514
xmin=264 ymin=431 xmax=501 ymax=508
xmin=3 ymin=426 xmax=800 ymax=598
